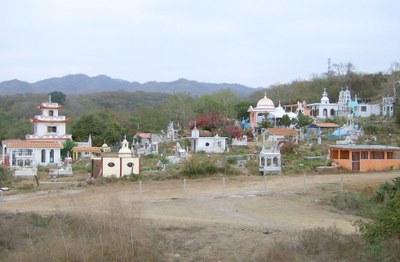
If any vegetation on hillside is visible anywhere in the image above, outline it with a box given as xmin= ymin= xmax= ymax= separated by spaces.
xmin=0 ymin=64 xmax=399 ymax=145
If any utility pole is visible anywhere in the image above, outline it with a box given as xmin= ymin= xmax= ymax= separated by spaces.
xmin=327 ymin=58 xmax=332 ymax=78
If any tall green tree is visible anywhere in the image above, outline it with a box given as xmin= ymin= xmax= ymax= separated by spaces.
xmin=61 ymin=140 xmax=77 ymax=159
xmin=71 ymin=114 xmax=106 ymax=145
xmin=295 ymin=112 xmax=313 ymax=128
xmin=49 ymin=91 xmax=66 ymax=105
xmin=281 ymin=114 xmax=291 ymax=127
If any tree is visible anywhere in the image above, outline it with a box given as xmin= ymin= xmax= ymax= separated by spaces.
xmin=295 ymin=112 xmax=313 ymax=129
xmin=193 ymin=95 xmax=224 ymax=115
xmin=194 ymin=113 xmax=227 ymax=132
xmin=61 ymin=140 xmax=76 ymax=159
xmin=281 ymin=114 xmax=291 ymax=127
xmin=49 ymin=91 xmax=66 ymax=105
xmin=235 ymin=100 xmax=254 ymax=120
xmin=71 ymin=114 xmax=106 ymax=145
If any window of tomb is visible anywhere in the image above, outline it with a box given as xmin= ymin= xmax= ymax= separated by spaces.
xmin=361 ymin=106 xmax=367 ymax=112
xmin=50 ymin=150 xmax=54 ymax=163
xmin=205 ymin=142 xmax=210 ymax=147
xmin=127 ymin=162 xmax=134 ymax=167
xmin=371 ymin=151 xmax=384 ymax=159
xmin=267 ymin=158 xmax=272 ymax=166
xmin=107 ymin=162 xmax=115 ymax=167
xmin=25 ymin=159 xmax=31 ymax=166
xmin=394 ymin=152 xmax=400 ymax=159
xmin=47 ymin=126 xmax=57 ymax=133
xmin=340 ymin=150 xmax=350 ymax=159
xmin=41 ymin=149 xmax=46 ymax=163
xmin=361 ymin=151 xmax=369 ymax=159
xmin=49 ymin=110 xmax=54 ymax=116
xmin=387 ymin=152 xmax=394 ymax=159
xmin=330 ymin=150 xmax=339 ymax=159
xmin=273 ymin=157 xmax=278 ymax=166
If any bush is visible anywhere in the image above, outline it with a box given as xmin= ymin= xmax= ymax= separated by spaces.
xmin=375 ymin=177 xmax=400 ymax=202
xmin=180 ymin=158 xmax=229 ymax=178
xmin=257 ymin=227 xmax=365 ymax=261
xmin=355 ymin=195 xmax=400 ymax=244
xmin=331 ymin=192 xmax=377 ymax=217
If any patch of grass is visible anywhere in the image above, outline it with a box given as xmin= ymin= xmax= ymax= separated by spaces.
xmin=256 ymin=226 xmax=400 ymax=262
xmin=331 ymin=191 xmax=378 ymax=217
xmin=0 ymin=207 xmax=164 ymax=261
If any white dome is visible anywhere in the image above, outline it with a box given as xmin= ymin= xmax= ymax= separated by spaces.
xmin=118 ymin=137 xmax=131 ymax=155
xmin=256 ymin=93 xmax=275 ymax=109
xmin=321 ymin=88 xmax=330 ymax=104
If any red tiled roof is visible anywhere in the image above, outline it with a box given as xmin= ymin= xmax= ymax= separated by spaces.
xmin=72 ymin=147 xmax=102 ymax=153
xmin=4 ymin=140 xmax=63 ymax=149
xmin=137 ymin=133 xmax=151 ymax=139
xmin=311 ymin=123 xmax=340 ymax=128
xmin=267 ymin=128 xmax=298 ymax=136
xmin=31 ymin=118 xmax=71 ymax=123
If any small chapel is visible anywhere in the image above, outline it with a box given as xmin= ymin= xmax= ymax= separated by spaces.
xmin=247 ymin=93 xmax=298 ymax=130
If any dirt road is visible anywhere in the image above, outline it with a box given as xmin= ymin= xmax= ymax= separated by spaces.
xmin=2 ymin=172 xmax=398 ymax=261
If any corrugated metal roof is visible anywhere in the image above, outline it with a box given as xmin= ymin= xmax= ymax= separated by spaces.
xmin=330 ymin=145 xmax=400 ymax=151
xmin=310 ymin=123 xmax=340 ymax=128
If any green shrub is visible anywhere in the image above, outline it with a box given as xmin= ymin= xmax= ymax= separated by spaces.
xmin=331 ymin=192 xmax=377 ymax=217
xmin=355 ymin=195 xmax=400 ymax=244
xmin=375 ymin=177 xmax=400 ymax=202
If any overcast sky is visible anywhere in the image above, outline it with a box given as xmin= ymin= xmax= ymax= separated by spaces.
xmin=1 ymin=0 xmax=399 ymax=88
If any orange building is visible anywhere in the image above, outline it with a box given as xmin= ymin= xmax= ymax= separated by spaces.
xmin=329 ymin=145 xmax=400 ymax=172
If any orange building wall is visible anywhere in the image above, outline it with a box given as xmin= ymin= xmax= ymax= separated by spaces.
xmin=330 ymin=149 xmax=400 ymax=172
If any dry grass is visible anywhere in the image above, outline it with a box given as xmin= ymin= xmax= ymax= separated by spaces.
xmin=256 ymin=226 xmax=400 ymax=262
xmin=0 ymin=205 xmax=163 ymax=261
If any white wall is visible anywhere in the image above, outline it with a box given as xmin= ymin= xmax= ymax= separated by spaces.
xmin=102 ymin=157 xmax=140 ymax=177
xmin=194 ymin=137 xmax=226 ymax=153
xmin=358 ymin=104 xmax=381 ymax=117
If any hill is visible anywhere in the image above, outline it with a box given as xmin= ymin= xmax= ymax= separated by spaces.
xmin=0 ymin=74 xmax=258 ymax=97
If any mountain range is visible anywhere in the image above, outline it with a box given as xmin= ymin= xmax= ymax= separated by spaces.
xmin=0 ymin=74 xmax=259 ymax=97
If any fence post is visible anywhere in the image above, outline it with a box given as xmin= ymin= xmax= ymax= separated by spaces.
xmin=183 ymin=178 xmax=187 ymax=198
xmin=263 ymin=172 xmax=267 ymax=193
xmin=139 ymin=180 xmax=142 ymax=200
xmin=222 ymin=176 xmax=225 ymax=196
xmin=340 ymin=173 xmax=344 ymax=193
xmin=303 ymin=173 xmax=307 ymax=194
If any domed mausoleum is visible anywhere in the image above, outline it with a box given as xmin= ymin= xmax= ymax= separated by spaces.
xmin=247 ymin=92 xmax=276 ymax=129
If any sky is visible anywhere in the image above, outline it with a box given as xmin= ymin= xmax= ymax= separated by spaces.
xmin=1 ymin=0 xmax=399 ymax=88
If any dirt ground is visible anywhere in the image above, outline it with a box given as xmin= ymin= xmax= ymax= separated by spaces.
xmin=1 ymin=172 xmax=399 ymax=261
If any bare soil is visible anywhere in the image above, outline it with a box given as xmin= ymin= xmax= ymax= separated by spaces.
xmin=2 ymin=172 xmax=398 ymax=261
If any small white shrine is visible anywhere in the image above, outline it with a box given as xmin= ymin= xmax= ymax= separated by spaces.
xmin=259 ymin=131 xmax=282 ymax=175
xmin=382 ymin=95 xmax=394 ymax=117
xmin=91 ymin=136 xmax=140 ymax=178
xmin=189 ymin=127 xmax=227 ymax=153
xmin=259 ymin=144 xmax=281 ymax=175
